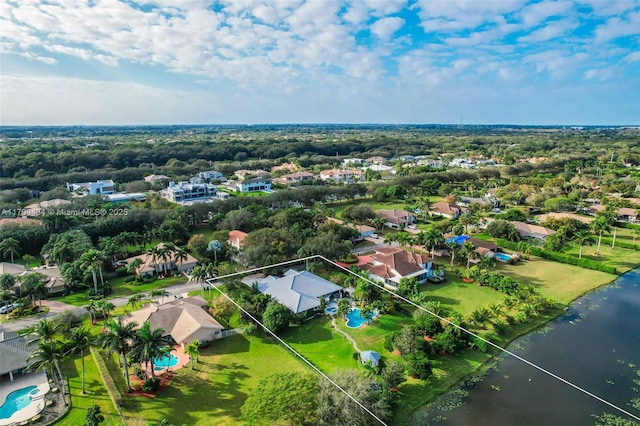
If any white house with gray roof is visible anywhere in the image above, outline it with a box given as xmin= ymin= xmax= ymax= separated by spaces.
xmin=0 ymin=331 xmax=35 ymax=381
xmin=242 ymin=270 xmax=342 ymax=315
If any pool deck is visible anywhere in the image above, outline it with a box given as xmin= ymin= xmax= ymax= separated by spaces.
xmin=0 ymin=372 xmax=50 ymax=426
xmin=149 ymin=345 xmax=189 ymax=375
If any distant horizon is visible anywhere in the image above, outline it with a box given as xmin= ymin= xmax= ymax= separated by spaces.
xmin=1 ymin=1 xmax=638 ymax=126
xmin=1 ymin=122 xmax=639 ymax=129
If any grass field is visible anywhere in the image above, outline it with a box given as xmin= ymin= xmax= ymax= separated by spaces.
xmin=420 ymin=276 xmax=506 ymax=316
xmin=495 ymin=257 xmax=615 ymax=304
xmin=58 ymin=354 xmax=122 ymax=426
xmin=54 ymin=274 xmax=188 ymax=306
xmin=561 ymin=241 xmax=639 ymax=274
xmin=97 ymin=334 xmax=309 ymax=425
xmin=329 ymin=196 xmax=446 ymax=220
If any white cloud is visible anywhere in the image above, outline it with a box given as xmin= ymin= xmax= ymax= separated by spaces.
xmin=594 ymin=12 xmax=640 ymax=43
xmin=370 ymin=17 xmax=405 ymax=40
xmin=518 ymin=18 xmax=578 ymax=43
xmin=415 ymin=0 xmax=526 ymax=32
xmin=624 ymin=51 xmax=640 ymax=62
xmin=519 ymin=1 xmax=574 ymax=27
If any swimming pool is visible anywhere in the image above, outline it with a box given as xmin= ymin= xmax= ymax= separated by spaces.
xmin=345 ymin=308 xmax=376 ymax=329
xmin=153 ymin=352 xmax=179 ymax=369
xmin=494 ymin=252 xmax=513 ymax=262
xmin=0 ymin=386 xmax=37 ymax=420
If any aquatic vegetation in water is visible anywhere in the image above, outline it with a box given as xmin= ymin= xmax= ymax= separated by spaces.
xmin=628 ymin=363 xmax=636 ymax=368
xmin=630 ymin=398 xmax=640 ymax=410
xmin=490 ymin=385 xmax=501 ymax=391
xmin=432 ymin=388 xmax=470 ymax=411
xmin=503 ymin=374 xmax=509 ymax=379
xmin=432 ymin=415 xmax=447 ymax=422
xmin=605 ymin=379 xmax=615 ymax=385
xmin=592 ymin=413 xmax=639 ymax=426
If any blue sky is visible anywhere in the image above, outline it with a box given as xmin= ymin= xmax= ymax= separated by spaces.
xmin=1 ymin=0 xmax=638 ymax=125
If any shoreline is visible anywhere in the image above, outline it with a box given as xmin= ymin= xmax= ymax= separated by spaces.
xmin=401 ymin=265 xmax=639 ymax=424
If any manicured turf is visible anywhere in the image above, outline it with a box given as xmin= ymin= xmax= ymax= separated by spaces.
xmin=495 ymin=257 xmax=615 ymax=304
xmin=332 ymin=309 xmax=414 ymax=355
xmin=102 ymin=334 xmax=309 ymax=425
xmin=562 ymin=242 xmax=639 ymax=273
xmin=420 ymin=276 xmax=506 ymax=316
xmin=281 ymin=317 xmax=360 ymax=373
xmin=54 ymin=274 xmax=188 ymax=306
xmin=58 ymin=354 xmax=122 ymax=426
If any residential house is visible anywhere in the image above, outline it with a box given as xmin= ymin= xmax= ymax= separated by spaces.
xmin=469 ymin=238 xmax=499 ymax=258
xmin=272 ymin=171 xmax=315 ymax=185
xmin=124 ymin=244 xmax=198 ymax=277
xmin=0 ymin=331 xmax=36 ymax=381
xmin=360 ymin=350 xmax=381 ymax=367
xmin=271 ymin=162 xmax=298 ymax=173
xmin=512 ymin=221 xmax=557 ymax=241
xmin=241 ymin=269 xmax=342 ymax=316
xmin=360 ymin=247 xmax=442 ymax=289
xmin=396 ymin=155 xmax=415 ymax=162
xmin=198 ymin=170 xmax=226 ymax=182
xmin=123 ymin=296 xmax=224 ymax=347
xmin=365 ymin=164 xmax=396 ymax=175
xmin=66 ymin=180 xmax=115 ymax=195
xmin=342 ymin=158 xmax=364 ymax=167
xmin=234 ymin=169 xmax=269 ymax=180
xmin=104 ymin=193 xmax=146 ymax=203
xmin=365 ymin=156 xmax=388 ymax=164
xmin=429 ymin=202 xmax=465 ymax=219
xmin=228 ymin=230 xmax=248 ymax=250
xmin=0 ymin=218 xmax=42 ymax=229
xmin=458 ymin=196 xmax=499 ymax=208
xmin=538 ymin=212 xmax=594 ymax=224
xmin=27 ymin=266 xmax=66 ymax=294
xmin=0 ymin=262 xmax=26 ymax=277
xmin=417 ymin=158 xmax=444 ymax=168
xmin=233 ymin=177 xmax=272 ymax=193
xmin=23 ymin=198 xmax=72 ymax=216
xmin=376 ymin=209 xmax=417 ymax=230
xmin=587 ymin=205 xmax=639 ymax=223
xmin=161 ymin=181 xmax=218 ymax=203
xmin=144 ymin=174 xmax=170 ymax=183
xmin=326 ymin=217 xmax=375 ymax=239
xmin=319 ymin=169 xmax=364 ymax=183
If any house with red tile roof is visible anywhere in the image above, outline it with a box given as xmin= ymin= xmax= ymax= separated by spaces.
xmin=228 ymin=230 xmax=248 ymax=250
xmin=359 ymin=247 xmax=442 ymax=289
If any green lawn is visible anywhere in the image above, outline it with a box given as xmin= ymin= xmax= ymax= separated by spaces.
xmin=495 ymin=257 xmax=615 ymax=304
xmin=54 ymin=274 xmax=188 ymax=306
xmin=59 ymin=354 xmax=122 ymax=426
xmin=561 ymin=241 xmax=639 ymax=274
xmin=280 ymin=317 xmax=360 ymax=374
xmin=329 ymin=197 xmax=446 ymax=220
xmin=100 ymin=334 xmax=309 ymax=425
xmin=420 ymin=276 xmax=505 ymax=316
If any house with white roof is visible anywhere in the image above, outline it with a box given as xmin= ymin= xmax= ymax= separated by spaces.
xmin=198 ymin=170 xmax=227 ymax=182
xmin=242 ymin=270 xmax=342 ymax=316
xmin=161 ymin=181 xmax=218 ymax=203
xmin=66 ymin=180 xmax=115 ymax=195
xmin=319 ymin=169 xmax=364 ymax=183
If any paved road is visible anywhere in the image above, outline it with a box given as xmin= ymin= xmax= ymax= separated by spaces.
xmin=0 ymin=278 xmax=208 ymax=333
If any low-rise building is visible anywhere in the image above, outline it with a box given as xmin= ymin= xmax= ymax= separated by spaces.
xmin=429 ymin=202 xmax=465 ymax=219
xmin=319 ymin=169 xmax=364 ymax=183
xmin=233 ymin=177 xmax=272 ymax=193
xmin=512 ymin=221 xmax=557 ymax=241
xmin=144 ymin=174 xmax=170 ymax=183
xmin=198 ymin=170 xmax=226 ymax=182
xmin=66 ymin=180 xmax=115 ymax=195
xmin=161 ymin=181 xmax=218 ymax=203
xmin=272 ymin=171 xmax=315 ymax=185
xmin=124 ymin=243 xmax=198 ymax=277
xmin=228 ymin=230 xmax=248 ymax=250
xmin=376 ymin=209 xmax=417 ymax=230
xmin=360 ymin=247 xmax=442 ymax=289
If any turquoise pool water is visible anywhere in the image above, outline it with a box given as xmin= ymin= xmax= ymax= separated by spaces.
xmin=494 ymin=252 xmax=512 ymax=262
xmin=346 ymin=308 xmax=375 ymax=329
xmin=0 ymin=385 xmax=37 ymax=420
xmin=153 ymin=353 xmax=178 ymax=369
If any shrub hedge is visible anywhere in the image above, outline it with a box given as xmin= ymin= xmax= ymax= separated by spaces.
xmin=599 ymin=237 xmax=639 ymax=251
xmin=497 ymin=239 xmax=617 ymax=274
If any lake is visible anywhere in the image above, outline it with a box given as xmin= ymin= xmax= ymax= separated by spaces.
xmin=419 ymin=267 xmax=640 ymax=425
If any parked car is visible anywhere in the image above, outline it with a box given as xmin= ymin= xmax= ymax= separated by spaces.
xmin=371 ymin=233 xmax=379 ymax=239
xmin=0 ymin=303 xmax=16 ymax=314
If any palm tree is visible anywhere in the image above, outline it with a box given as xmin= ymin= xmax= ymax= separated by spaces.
xmin=0 ymin=237 xmax=21 ymax=263
xmin=396 ymin=232 xmax=413 ymax=250
xmin=64 ymin=327 xmax=94 ymax=394
xmin=80 ymin=249 xmax=107 ymax=294
xmin=99 ymin=317 xmax=138 ymax=392
xmin=146 ymin=246 xmax=161 ymax=275
xmin=479 ymin=255 xmax=496 ymax=270
xmin=445 ymin=241 xmax=459 ymax=266
xmin=0 ymin=273 xmax=16 ymax=292
xmin=149 ymin=289 xmax=169 ymax=304
xmin=27 ymin=340 xmax=68 ymax=405
xmin=459 ymin=241 xmax=476 ymax=269
xmin=158 ymin=244 xmax=174 ymax=275
xmin=590 ymin=216 xmax=611 ymax=255
xmin=190 ymin=265 xmax=208 ymax=299
xmin=127 ymin=258 xmax=144 ymax=278
xmin=573 ymin=229 xmax=593 ymax=259
xmin=95 ymin=299 xmax=115 ymax=320
xmin=28 ymin=318 xmax=59 ymax=344
xmin=130 ymin=320 xmax=172 ymax=378
xmin=384 ymin=233 xmax=398 ymax=247
xmin=128 ymin=293 xmax=146 ymax=309
xmin=424 ymin=228 xmax=445 ymax=257
xmin=174 ymin=246 xmax=189 ymax=272
xmin=184 ymin=340 xmax=200 ymax=370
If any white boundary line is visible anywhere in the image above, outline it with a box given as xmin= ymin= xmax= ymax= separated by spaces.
xmin=205 ymin=254 xmax=640 ymax=423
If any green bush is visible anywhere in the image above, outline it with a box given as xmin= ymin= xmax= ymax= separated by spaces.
xmin=493 ymin=320 xmax=507 ymax=335
xmin=124 ymin=276 xmax=136 ymax=283
xmin=497 ymin=238 xmax=617 ymax=274
xmin=599 ymin=237 xmax=639 ymax=251
xmin=142 ymin=377 xmax=161 ymax=392
xmin=115 ymin=267 xmax=128 ymax=277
